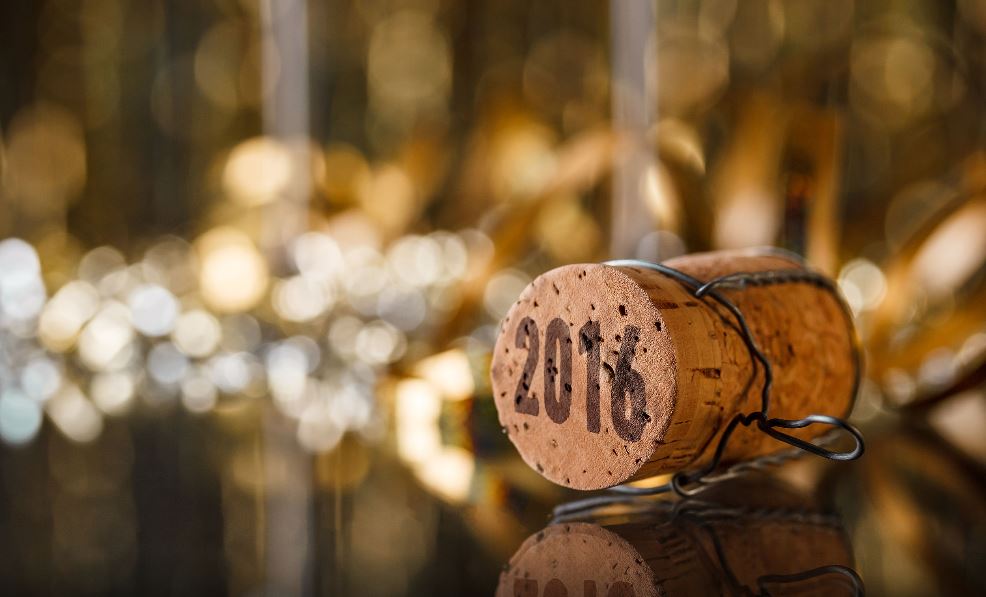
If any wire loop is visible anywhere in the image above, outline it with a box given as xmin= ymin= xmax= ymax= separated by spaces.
xmin=600 ymin=255 xmax=865 ymax=499
xmin=760 ymin=414 xmax=864 ymax=461
xmin=757 ymin=564 xmax=865 ymax=596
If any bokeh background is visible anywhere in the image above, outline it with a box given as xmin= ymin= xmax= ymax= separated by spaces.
xmin=0 ymin=0 xmax=984 ymax=595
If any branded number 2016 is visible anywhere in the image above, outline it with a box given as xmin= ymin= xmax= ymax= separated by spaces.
xmin=512 ymin=316 xmax=648 ymax=442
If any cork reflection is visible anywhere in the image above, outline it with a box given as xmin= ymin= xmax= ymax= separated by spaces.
xmin=497 ymin=477 xmax=860 ymax=597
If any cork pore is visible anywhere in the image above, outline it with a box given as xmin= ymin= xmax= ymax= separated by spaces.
xmin=491 ymin=264 xmax=676 ymax=490
xmin=491 ymin=250 xmax=858 ymax=490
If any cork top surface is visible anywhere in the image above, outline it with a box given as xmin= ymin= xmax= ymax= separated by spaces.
xmin=491 ymin=264 xmax=676 ymax=490
xmin=496 ymin=522 xmax=659 ymax=597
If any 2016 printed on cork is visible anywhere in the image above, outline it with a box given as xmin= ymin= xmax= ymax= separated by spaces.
xmin=491 ymin=249 xmax=860 ymax=491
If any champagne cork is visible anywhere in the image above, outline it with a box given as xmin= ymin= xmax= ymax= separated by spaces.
xmin=497 ymin=480 xmax=855 ymax=596
xmin=490 ymin=249 xmax=858 ymax=490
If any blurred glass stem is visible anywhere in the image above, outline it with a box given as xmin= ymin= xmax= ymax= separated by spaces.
xmin=260 ymin=0 xmax=311 ymax=253
xmin=610 ymin=0 xmax=657 ymax=259
xmin=260 ymin=0 xmax=314 ymax=593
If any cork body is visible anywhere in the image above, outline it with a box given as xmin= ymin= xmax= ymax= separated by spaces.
xmin=490 ymin=249 xmax=857 ymax=490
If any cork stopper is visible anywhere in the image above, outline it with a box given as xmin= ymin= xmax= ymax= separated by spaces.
xmin=490 ymin=249 xmax=858 ymax=490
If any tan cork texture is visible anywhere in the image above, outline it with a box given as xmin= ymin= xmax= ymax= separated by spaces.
xmin=497 ymin=480 xmax=855 ymax=596
xmin=490 ymin=249 xmax=858 ymax=490
xmin=496 ymin=522 xmax=659 ymax=597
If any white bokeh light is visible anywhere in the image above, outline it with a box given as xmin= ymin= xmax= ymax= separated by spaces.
xmin=20 ymin=356 xmax=62 ymax=402
xmin=296 ymin=400 xmax=343 ymax=453
xmin=0 ymin=238 xmax=41 ymax=281
xmin=433 ymin=231 xmax=469 ymax=282
xmin=838 ymin=258 xmax=887 ymax=314
xmin=38 ymin=280 xmax=101 ymax=351
xmin=291 ymin=232 xmax=344 ymax=281
xmin=128 ymin=283 xmax=179 ymax=337
xmin=388 ymin=235 xmax=444 ymax=287
xmin=329 ymin=384 xmax=374 ymax=430
xmin=147 ymin=342 xmax=190 ymax=385
xmin=343 ymin=247 xmax=389 ymax=304
xmin=376 ymin=285 xmax=427 ymax=331
xmin=78 ymin=302 xmax=135 ymax=371
xmin=78 ymin=246 xmax=126 ymax=286
xmin=172 ymin=309 xmax=222 ymax=357
xmin=327 ymin=316 xmax=364 ymax=359
xmin=47 ymin=383 xmax=103 ymax=443
xmin=0 ymin=389 xmax=43 ymax=446
xmin=355 ymin=320 xmax=406 ymax=365
xmin=284 ymin=335 xmax=321 ymax=372
xmin=90 ymin=371 xmax=136 ymax=415
xmin=181 ymin=367 xmax=218 ymax=413
xmin=1 ymin=275 xmax=46 ymax=322
xmin=0 ymin=238 xmax=45 ymax=323
xmin=272 ymin=275 xmax=333 ymax=322
xmin=209 ymin=352 xmax=255 ymax=393
xmin=266 ymin=342 xmax=309 ymax=402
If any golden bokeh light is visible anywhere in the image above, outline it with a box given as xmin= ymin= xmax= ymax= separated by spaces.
xmin=367 ymin=10 xmax=451 ymax=128
xmin=320 ymin=144 xmax=371 ymax=205
xmin=196 ymin=227 xmax=269 ymax=313
xmin=3 ymin=103 xmax=87 ymax=214
xmin=77 ymin=301 xmax=134 ymax=372
xmin=413 ymin=349 xmax=474 ymax=401
xmin=910 ymin=199 xmax=986 ymax=300
xmin=839 ymin=258 xmax=889 ymax=315
xmin=90 ymin=371 xmax=136 ymax=416
xmin=850 ymin=33 xmax=938 ymax=128
xmin=271 ymin=275 xmax=334 ymax=322
xmin=414 ymin=446 xmax=475 ymax=504
xmin=47 ymin=383 xmax=104 ymax=444
xmin=655 ymin=28 xmax=729 ymax=113
xmin=358 ymin=163 xmax=418 ymax=235
xmin=172 ymin=309 xmax=222 ymax=358
xmin=395 ymin=379 xmax=442 ymax=465
xmin=222 ymin=137 xmax=294 ymax=206
xmin=194 ymin=20 xmax=245 ymax=110
xmin=38 ymin=281 xmax=101 ymax=352
xmin=534 ymin=195 xmax=602 ymax=262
